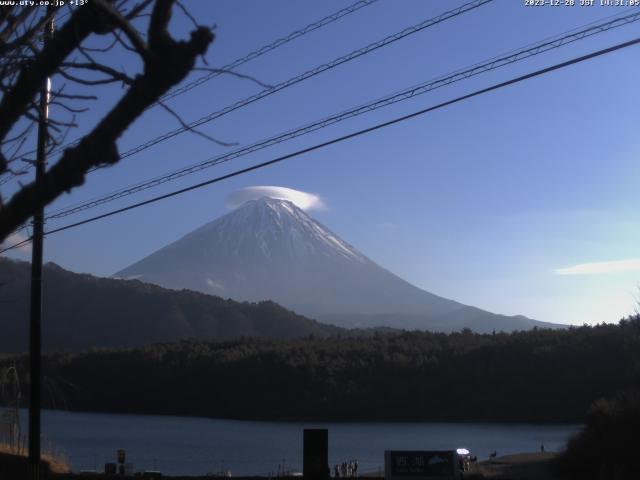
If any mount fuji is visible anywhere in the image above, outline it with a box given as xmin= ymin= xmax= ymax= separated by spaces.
xmin=115 ymin=197 xmax=560 ymax=332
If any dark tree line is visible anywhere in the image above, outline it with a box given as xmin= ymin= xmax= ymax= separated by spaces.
xmin=2 ymin=317 xmax=639 ymax=423
xmin=555 ymin=389 xmax=640 ymax=479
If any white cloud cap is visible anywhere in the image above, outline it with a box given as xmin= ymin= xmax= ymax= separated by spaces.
xmin=227 ymin=186 xmax=324 ymax=211
xmin=555 ymin=259 xmax=640 ymax=275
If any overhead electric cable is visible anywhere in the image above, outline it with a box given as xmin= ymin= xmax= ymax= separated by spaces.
xmin=10 ymin=0 xmax=483 ymax=176
xmin=0 ymin=0 xmax=381 ymax=184
xmin=5 ymin=0 xmax=493 ymax=189
xmin=1 ymin=235 xmax=32 ymax=252
xmin=3 ymin=34 xmax=639 ymax=254
xmin=43 ymin=9 xmax=640 ymax=221
xmin=159 ymin=0 xmax=381 ymax=103
xmin=111 ymin=0 xmax=493 ymax=161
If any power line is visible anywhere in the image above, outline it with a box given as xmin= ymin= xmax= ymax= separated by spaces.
xmin=158 ymin=0 xmax=381 ymax=103
xmin=3 ymin=34 xmax=639 ymax=254
xmin=112 ymin=0 xmax=493 ymax=162
xmin=0 ymin=0 xmax=381 ymax=184
xmin=6 ymin=0 xmax=493 ymax=190
xmin=43 ymin=9 xmax=640 ymax=222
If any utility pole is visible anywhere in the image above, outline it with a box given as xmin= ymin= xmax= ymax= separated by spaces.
xmin=29 ymin=9 xmax=53 ymax=480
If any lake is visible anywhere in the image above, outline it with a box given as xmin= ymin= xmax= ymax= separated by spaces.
xmin=18 ymin=409 xmax=581 ymax=476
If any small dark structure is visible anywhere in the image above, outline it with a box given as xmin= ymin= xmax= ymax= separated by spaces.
xmin=303 ymin=429 xmax=329 ymax=480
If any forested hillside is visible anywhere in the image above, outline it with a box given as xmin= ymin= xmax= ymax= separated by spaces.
xmin=3 ymin=319 xmax=638 ymax=422
xmin=0 ymin=258 xmax=343 ymax=352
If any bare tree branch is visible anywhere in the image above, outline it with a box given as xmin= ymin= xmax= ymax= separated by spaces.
xmin=176 ymin=0 xmax=198 ymax=30
xmin=192 ymin=67 xmax=273 ymax=89
xmin=93 ymin=0 xmax=149 ymax=57
xmin=0 ymin=0 xmax=215 ymax=242
xmin=61 ymin=61 xmax=134 ymax=85
xmin=0 ymin=6 xmax=96 ymax=142
xmin=49 ymin=100 xmax=89 ymax=114
xmin=58 ymin=67 xmax=132 ymax=86
xmin=157 ymin=100 xmax=237 ymax=147
xmin=125 ymin=0 xmax=155 ymax=20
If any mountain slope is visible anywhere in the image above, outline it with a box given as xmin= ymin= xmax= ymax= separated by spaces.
xmin=116 ymin=197 xmax=561 ymax=332
xmin=0 ymin=257 xmax=344 ymax=353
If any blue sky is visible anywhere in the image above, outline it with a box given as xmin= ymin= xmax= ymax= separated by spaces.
xmin=3 ymin=0 xmax=640 ymax=325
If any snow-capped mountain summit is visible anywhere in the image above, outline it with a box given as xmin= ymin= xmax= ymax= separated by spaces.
xmin=115 ymin=196 xmax=560 ymax=332
xmin=206 ymin=196 xmax=368 ymax=264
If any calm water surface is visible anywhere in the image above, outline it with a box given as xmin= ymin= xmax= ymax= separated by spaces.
xmin=20 ymin=409 xmax=581 ymax=476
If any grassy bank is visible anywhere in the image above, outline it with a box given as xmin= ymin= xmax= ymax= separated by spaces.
xmin=467 ymin=453 xmax=558 ymax=479
xmin=0 ymin=441 xmax=69 ymax=477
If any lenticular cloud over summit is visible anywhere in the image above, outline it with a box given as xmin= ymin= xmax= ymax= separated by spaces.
xmin=227 ymin=186 xmax=324 ymax=211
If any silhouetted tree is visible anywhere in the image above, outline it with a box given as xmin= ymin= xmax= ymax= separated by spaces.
xmin=556 ymin=388 xmax=640 ymax=480
xmin=0 ymin=0 xmax=215 ymax=242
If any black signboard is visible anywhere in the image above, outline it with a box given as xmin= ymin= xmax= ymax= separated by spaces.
xmin=303 ymin=429 xmax=329 ymax=480
xmin=389 ymin=451 xmax=455 ymax=477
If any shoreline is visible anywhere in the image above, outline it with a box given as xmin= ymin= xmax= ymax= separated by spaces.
xmin=468 ymin=452 xmax=559 ymax=479
xmin=6 ymin=412 xmax=577 ymax=477
xmin=20 ymin=407 xmax=585 ymax=426
xmin=1 ymin=451 xmax=561 ymax=479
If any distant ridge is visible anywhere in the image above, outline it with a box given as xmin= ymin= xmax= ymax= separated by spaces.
xmin=115 ymin=196 xmax=564 ymax=332
xmin=0 ymin=257 xmax=343 ymax=353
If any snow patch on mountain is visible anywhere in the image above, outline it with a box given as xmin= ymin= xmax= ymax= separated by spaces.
xmin=114 ymin=196 xmax=557 ymax=332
